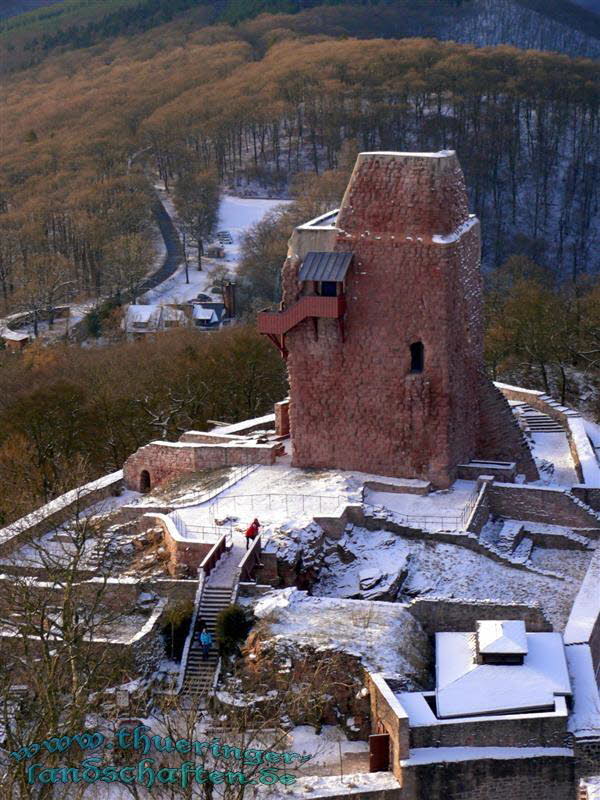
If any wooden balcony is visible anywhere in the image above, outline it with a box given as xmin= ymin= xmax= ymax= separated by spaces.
xmin=258 ymin=295 xmax=346 ymax=336
xmin=258 ymin=295 xmax=346 ymax=357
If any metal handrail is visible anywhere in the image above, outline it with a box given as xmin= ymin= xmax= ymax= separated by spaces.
xmin=208 ymin=492 xmax=346 ymax=519
xmin=176 ymin=570 xmax=205 ymax=695
xmin=366 ymin=487 xmax=481 ymax=531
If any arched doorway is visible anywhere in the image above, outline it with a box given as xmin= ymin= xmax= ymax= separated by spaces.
xmin=140 ymin=470 xmax=151 ymax=494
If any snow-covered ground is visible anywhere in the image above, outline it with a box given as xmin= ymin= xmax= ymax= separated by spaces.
xmin=174 ymin=459 xmax=363 ymax=535
xmin=256 ymin=771 xmax=401 ymax=798
xmin=254 ymin=587 xmax=430 ymax=679
xmin=364 ymin=480 xmax=476 ymax=529
xmin=218 ymin=195 xmax=290 ymax=268
xmin=287 ymin=725 xmax=369 ymax=773
xmin=313 ymin=525 xmax=591 ymax=631
xmin=142 ymin=191 xmax=289 ymax=306
xmin=529 ymin=431 xmax=579 ymax=486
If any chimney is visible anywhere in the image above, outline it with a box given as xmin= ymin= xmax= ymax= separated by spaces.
xmin=223 ymin=281 xmax=237 ymax=319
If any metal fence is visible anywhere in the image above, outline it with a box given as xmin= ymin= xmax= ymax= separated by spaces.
xmin=170 ymin=462 xmax=259 ymax=511
xmin=171 ymin=511 xmax=233 ymax=543
xmin=207 ymin=492 xmax=346 ymax=521
xmin=369 ymin=487 xmax=481 ymax=532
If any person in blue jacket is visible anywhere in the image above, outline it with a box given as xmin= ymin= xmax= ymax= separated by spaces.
xmin=198 ymin=624 xmax=212 ymax=661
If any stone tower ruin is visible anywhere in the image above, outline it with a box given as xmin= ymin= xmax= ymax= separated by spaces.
xmin=259 ymin=151 xmax=537 ymax=487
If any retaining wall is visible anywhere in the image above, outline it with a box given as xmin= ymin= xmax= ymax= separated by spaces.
xmin=488 ymin=482 xmax=600 ymax=532
xmin=564 ymin=547 xmax=600 ymax=668
xmin=405 ymin=596 xmax=551 ymax=634
xmin=0 ymin=471 xmax=124 ymax=558
xmin=143 ymin=513 xmax=212 ymax=577
xmin=0 ymin=598 xmax=166 ymax=686
xmin=123 ymin=441 xmax=280 ymax=491
xmin=496 ymin=382 xmax=600 ymax=490
xmin=400 ymin=750 xmax=575 ymax=800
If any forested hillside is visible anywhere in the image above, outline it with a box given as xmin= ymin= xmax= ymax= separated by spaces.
xmin=1 ymin=0 xmax=598 ymax=75
xmin=0 ymin=0 xmax=60 ymax=20
xmin=1 ymin=24 xmax=598 ymax=318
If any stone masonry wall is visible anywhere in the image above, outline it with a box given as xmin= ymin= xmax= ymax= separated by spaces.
xmin=123 ymin=443 xmax=196 ymax=491
xmin=0 ymin=471 xmax=123 ymax=558
xmin=406 ymin=597 xmax=552 ymax=634
xmin=275 ymin=399 xmax=290 ymax=437
xmin=400 ymin=754 xmax=576 ymax=800
xmin=123 ymin=441 xmax=279 ymax=491
xmin=282 ymin=151 xmax=539 ymax=488
xmin=488 ymin=483 xmax=600 ymax=530
xmin=476 ymin=379 xmax=538 ymax=481
xmin=143 ymin=513 xmax=212 ymax=577
xmin=408 ymin=711 xmax=568 ymax=749
xmin=367 ymin=672 xmax=411 ymax=781
xmin=284 ymin=152 xmax=483 ymax=488
xmin=465 ymin=482 xmax=490 ymax=533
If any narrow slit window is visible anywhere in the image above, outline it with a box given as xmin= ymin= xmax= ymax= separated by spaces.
xmin=410 ymin=341 xmax=424 ymax=373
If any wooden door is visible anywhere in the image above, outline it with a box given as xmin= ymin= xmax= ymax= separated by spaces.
xmin=369 ymin=733 xmax=390 ymax=772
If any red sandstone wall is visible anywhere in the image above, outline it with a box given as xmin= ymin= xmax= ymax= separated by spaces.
xmin=284 ymin=152 xmax=483 ymax=487
xmin=476 ymin=378 xmax=539 ymax=481
xmin=282 ymin=151 xmax=539 ymax=487
xmin=123 ymin=441 xmax=280 ymax=491
xmin=123 ymin=443 xmax=197 ymax=491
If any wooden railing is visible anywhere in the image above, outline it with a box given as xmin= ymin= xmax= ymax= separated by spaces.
xmin=257 ymin=295 xmax=345 ymax=336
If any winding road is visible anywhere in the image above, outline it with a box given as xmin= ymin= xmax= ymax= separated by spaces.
xmin=139 ymin=194 xmax=184 ymax=294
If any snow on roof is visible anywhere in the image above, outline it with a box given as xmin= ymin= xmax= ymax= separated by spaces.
xmin=126 ymin=304 xmax=158 ymax=323
xmin=299 ymin=208 xmax=340 ymax=230
xmin=435 ymin=631 xmax=571 ymax=719
xmin=401 ymin=746 xmax=573 ymax=766
xmin=565 ymin=644 xmax=600 ymax=738
xmin=192 ymin=307 xmax=217 ymax=322
xmin=477 ymin=620 xmax=528 ymax=655
xmin=0 ymin=326 xmax=29 ymax=342
xmin=253 ymin=588 xmax=430 ymax=679
xmin=432 ymin=216 xmax=478 ymax=244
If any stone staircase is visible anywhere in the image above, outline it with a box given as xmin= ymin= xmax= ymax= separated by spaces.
xmin=181 ymin=584 xmax=232 ymax=697
xmin=180 ymin=530 xmax=251 ymax=699
xmin=519 ymin=404 xmax=565 ymax=433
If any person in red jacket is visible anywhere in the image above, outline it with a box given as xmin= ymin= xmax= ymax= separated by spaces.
xmin=245 ymin=518 xmax=260 ymax=550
